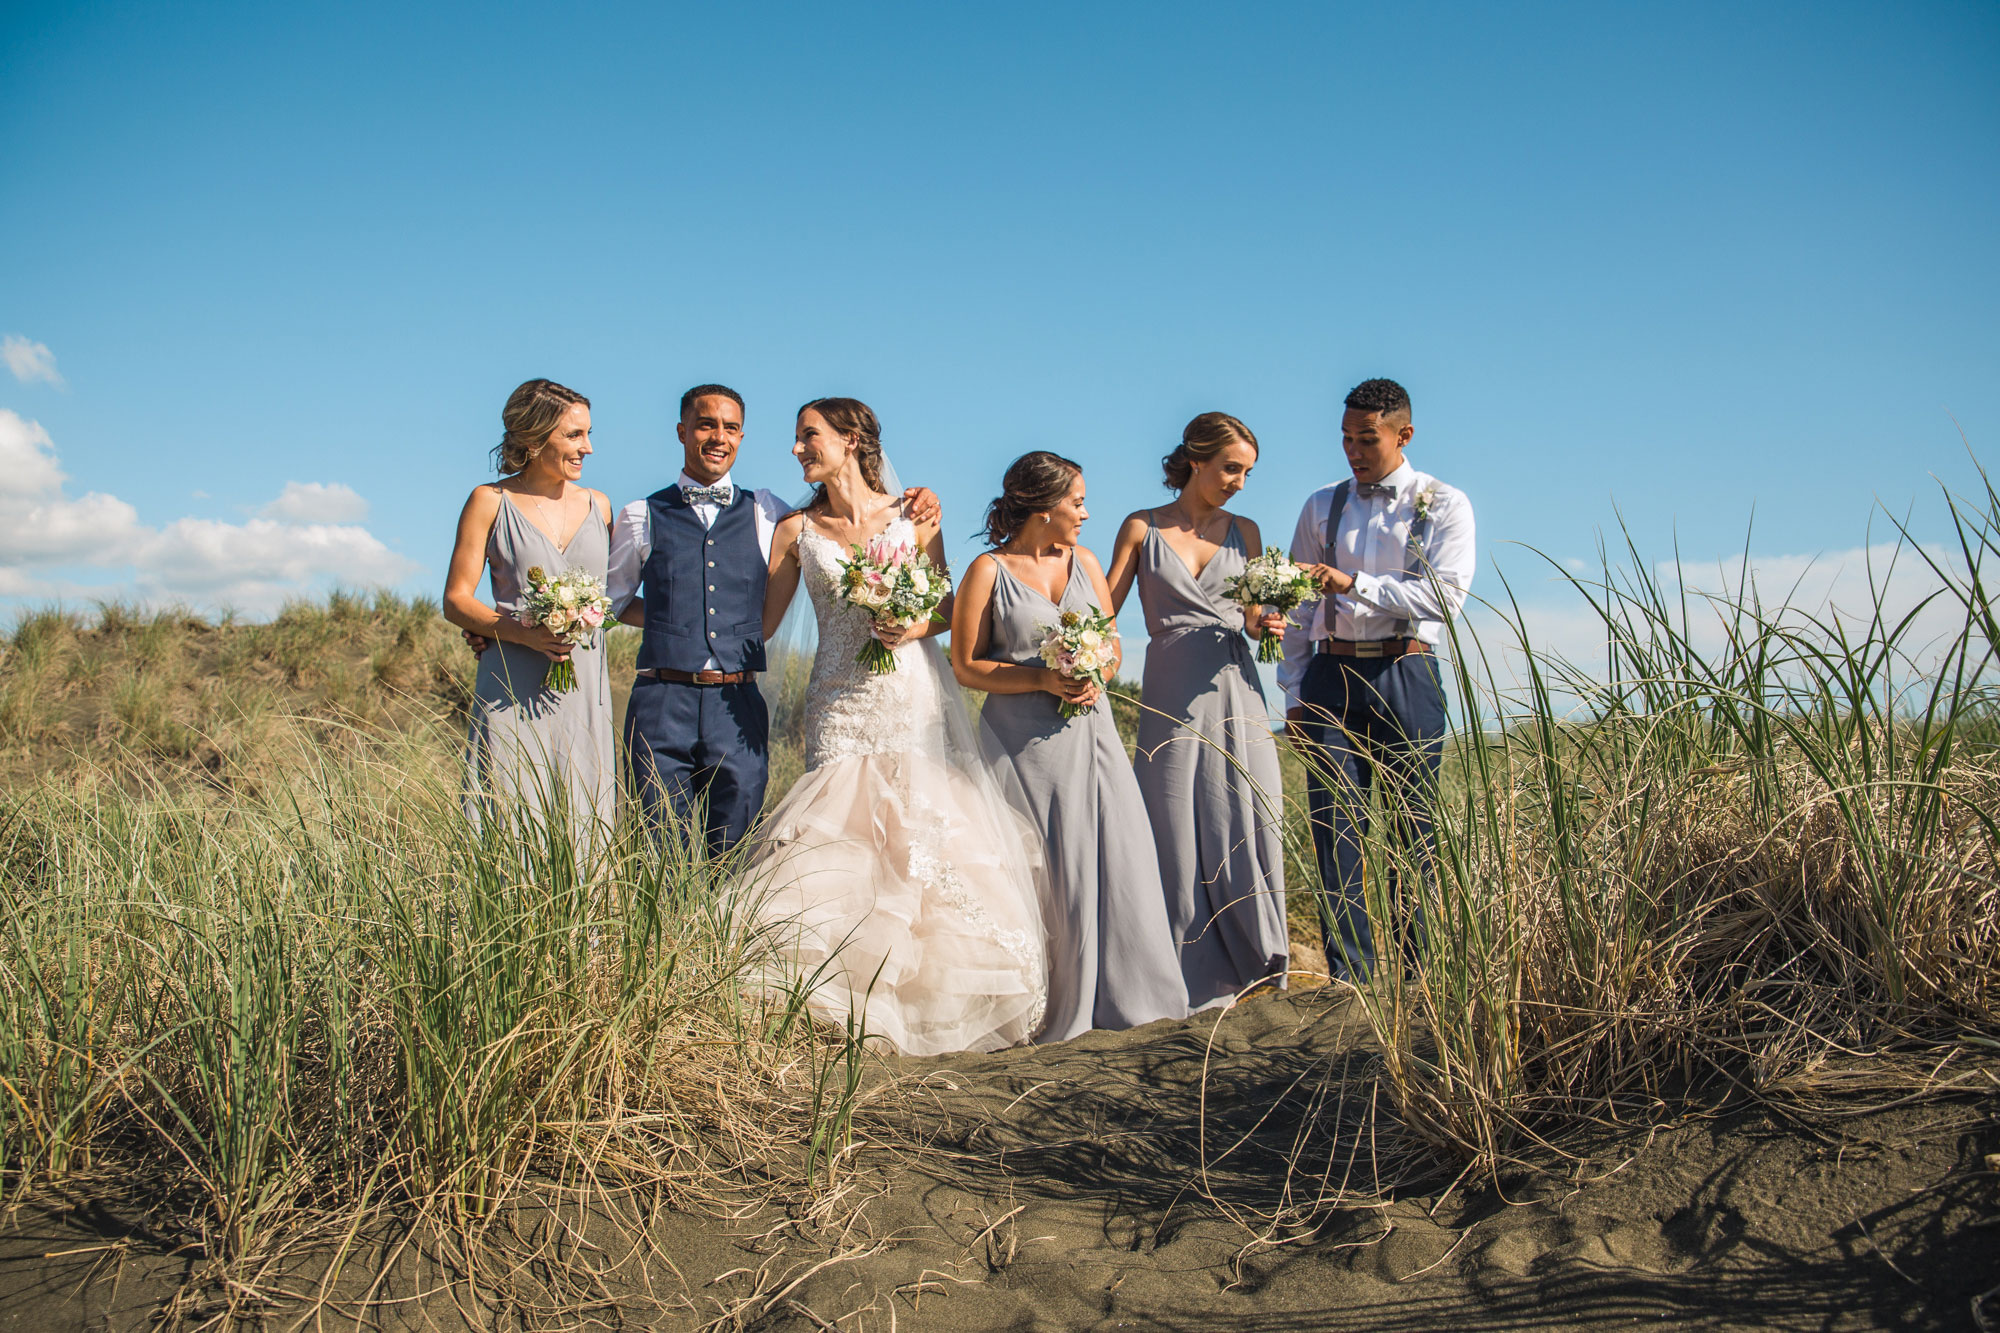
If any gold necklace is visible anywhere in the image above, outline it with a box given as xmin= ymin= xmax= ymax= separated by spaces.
xmin=527 ymin=488 xmax=565 ymax=540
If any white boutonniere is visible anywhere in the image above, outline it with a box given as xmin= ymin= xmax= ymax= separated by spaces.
xmin=1408 ymin=485 xmax=1443 ymax=560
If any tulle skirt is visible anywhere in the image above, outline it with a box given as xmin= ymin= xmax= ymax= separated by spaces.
xmin=733 ymin=750 xmax=1050 ymax=1056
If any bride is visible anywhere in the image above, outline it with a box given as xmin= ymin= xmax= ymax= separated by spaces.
xmin=732 ymin=397 xmax=1051 ymax=1055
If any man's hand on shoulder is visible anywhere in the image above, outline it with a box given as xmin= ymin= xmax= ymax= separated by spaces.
xmin=903 ymin=487 xmax=941 ymax=526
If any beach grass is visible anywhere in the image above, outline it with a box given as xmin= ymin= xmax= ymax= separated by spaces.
xmin=2 ymin=480 xmax=1998 ymax=1314
xmin=1271 ymin=483 xmax=2000 ymax=1190
xmin=0 ymin=610 xmax=880 ymax=1305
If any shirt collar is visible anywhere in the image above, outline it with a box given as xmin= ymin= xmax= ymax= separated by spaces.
xmin=1359 ymin=462 xmax=1417 ymax=495
xmin=676 ymin=470 xmax=736 ymax=494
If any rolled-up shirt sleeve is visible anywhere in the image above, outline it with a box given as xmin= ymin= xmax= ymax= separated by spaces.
xmin=1279 ymin=490 xmax=1328 ymax=711
xmin=607 ymin=499 xmax=651 ymax=615
xmin=1345 ymin=488 xmax=1476 ymax=625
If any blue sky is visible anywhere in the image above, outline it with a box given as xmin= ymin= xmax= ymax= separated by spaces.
xmin=3 ymin=1 xmax=1996 ymax=667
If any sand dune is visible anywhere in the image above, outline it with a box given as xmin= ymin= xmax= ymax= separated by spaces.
xmin=4 ymin=988 xmax=1993 ymax=1331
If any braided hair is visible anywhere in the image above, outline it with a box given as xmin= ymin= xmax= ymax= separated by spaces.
xmin=799 ymin=397 xmax=888 ymax=510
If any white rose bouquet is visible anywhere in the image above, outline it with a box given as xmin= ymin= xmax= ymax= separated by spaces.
xmin=833 ymin=531 xmax=950 ymax=674
xmin=1223 ymin=545 xmax=1321 ymax=663
xmin=1035 ymin=607 xmax=1119 ymax=719
xmin=516 ymin=565 xmax=612 ymax=693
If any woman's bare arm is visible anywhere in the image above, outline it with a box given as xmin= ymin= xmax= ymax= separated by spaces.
xmin=874 ymin=517 xmax=954 ymax=648
xmin=1234 ymin=515 xmax=1285 ymax=640
xmin=762 ymin=513 xmax=805 ymax=642
xmin=950 ymin=554 xmax=1070 ymax=697
xmin=1077 ymin=546 xmax=1124 ymax=679
xmin=442 ymin=486 xmax=572 ymax=659
xmin=1103 ymin=512 xmax=1149 ymax=615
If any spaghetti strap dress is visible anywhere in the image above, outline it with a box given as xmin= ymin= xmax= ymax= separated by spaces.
xmin=975 ymin=552 xmax=1188 ymax=1042
xmin=1131 ymin=516 xmax=1289 ymax=1009
xmin=462 ymin=493 xmax=617 ymax=858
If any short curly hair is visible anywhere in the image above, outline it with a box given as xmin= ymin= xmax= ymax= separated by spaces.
xmin=1344 ymin=378 xmax=1411 ymax=419
xmin=679 ymin=383 xmax=744 ymax=420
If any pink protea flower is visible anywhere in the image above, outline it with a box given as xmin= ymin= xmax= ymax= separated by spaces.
xmin=865 ymin=533 xmax=914 ymax=568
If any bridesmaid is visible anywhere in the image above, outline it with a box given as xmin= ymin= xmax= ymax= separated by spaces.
xmin=444 ymin=378 xmax=617 ymax=853
xmin=1106 ymin=413 xmax=1290 ymax=1011
xmin=951 ymin=451 xmax=1188 ymax=1042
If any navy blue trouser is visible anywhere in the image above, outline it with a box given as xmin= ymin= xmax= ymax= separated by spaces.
xmin=623 ymin=676 xmax=769 ymax=855
xmin=1296 ymin=650 xmax=1446 ymax=982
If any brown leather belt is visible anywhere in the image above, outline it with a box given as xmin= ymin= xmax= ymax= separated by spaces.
xmin=1318 ymin=637 xmax=1429 ymax=659
xmin=643 ymin=668 xmax=758 ymax=685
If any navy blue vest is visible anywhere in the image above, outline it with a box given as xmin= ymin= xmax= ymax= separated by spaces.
xmin=635 ymin=487 xmax=768 ymax=674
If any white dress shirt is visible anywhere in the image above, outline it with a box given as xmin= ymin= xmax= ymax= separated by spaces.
xmin=606 ymin=470 xmax=790 ymax=671
xmin=1276 ymin=460 xmax=1476 ymax=709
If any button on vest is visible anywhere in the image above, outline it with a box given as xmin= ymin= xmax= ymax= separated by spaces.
xmin=635 ymin=488 xmax=768 ymax=674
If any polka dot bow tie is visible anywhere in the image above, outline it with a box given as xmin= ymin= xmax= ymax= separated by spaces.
xmin=1356 ymin=482 xmax=1398 ymax=500
xmin=680 ymin=484 xmax=734 ymax=506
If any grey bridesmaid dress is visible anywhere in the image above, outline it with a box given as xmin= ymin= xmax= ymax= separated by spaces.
xmin=976 ymin=552 xmax=1188 ymax=1042
xmin=1131 ymin=515 xmax=1289 ymax=1010
xmin=463 ymin=494 xmax=617 ymax=854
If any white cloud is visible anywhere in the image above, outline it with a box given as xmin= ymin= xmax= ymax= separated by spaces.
xmin=0 ymin=411 xmax=143 ymax=563
xmin=0 ymin=413 xmax=419 ymax=614
xmin=0 ymin=409 xmax=71 ymax=497
xmin=0 ymin=491 xmax=146 ymax=565
xmin=258 ymin=480 xmax=371 ymax=523
xmin=3 ymin=336 xmax=63 ymax=388
xmin=134 ymin=517 xmax=410 ymax=593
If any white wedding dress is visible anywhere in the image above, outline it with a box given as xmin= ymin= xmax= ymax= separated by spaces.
xmin=733 ymin=515 xmax=1051 ymax=1055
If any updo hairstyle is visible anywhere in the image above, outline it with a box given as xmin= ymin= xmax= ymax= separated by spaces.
xmin=982 ymin=451 xmax=1083 ymax=547
xmin=1162 ymin=411 xmax=1258 ymax=491
xmin=494 ymin=379 xmax=590 ymax=475
xmin=799 ymin=397 xmax=888 ymax=509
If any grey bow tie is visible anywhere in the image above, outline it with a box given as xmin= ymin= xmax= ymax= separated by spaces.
xmin=1356 ymin=482 xmax=1398 ymax=500
xmin=681 ymin=483 xmax=734 ymax=506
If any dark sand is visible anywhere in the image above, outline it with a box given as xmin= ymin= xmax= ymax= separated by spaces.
xmin=5 ymin=989 xmax=1996 ymax=1331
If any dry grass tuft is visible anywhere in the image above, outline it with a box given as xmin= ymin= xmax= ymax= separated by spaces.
xmin=0 ymin=599 xmax=885 ymax=1325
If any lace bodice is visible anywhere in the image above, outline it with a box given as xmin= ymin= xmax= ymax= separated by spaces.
xmin=798 ymin=516 xmax=950 ymax=770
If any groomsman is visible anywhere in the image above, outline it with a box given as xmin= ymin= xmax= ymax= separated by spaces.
xmin=607 ymin=385 xmax=788 ymax=852
xmin=1279 ymin=378 xmax=1476 ymax=982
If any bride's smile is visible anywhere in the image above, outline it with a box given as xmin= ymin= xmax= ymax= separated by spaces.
xmin=791 ymin=410 xmax=847 ymax=485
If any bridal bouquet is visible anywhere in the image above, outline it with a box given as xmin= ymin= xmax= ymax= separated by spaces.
xmin=517 ymin=565 xmax=611 ymax=692
xmin=1036 ymin=607 xmax=1119 ymax=719
xmin=833 ymin=532 xmax=949 ymax=673
xmin=1223 ymin=546 xmax=1320 ymax=663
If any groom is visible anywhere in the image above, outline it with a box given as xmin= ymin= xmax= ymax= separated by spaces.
xmin=606 ymin=383 xmax=939 ymax=853
xmin=607 ymin=384 xmax=785 ymax=853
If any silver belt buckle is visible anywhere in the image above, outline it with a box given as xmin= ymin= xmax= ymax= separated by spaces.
xmin=1353 ymin=639 xmax=1386 ymax=658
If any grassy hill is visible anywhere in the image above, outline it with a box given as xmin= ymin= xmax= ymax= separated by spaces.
xmin=3 ymin=557 xmax=1996 ymax=1326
